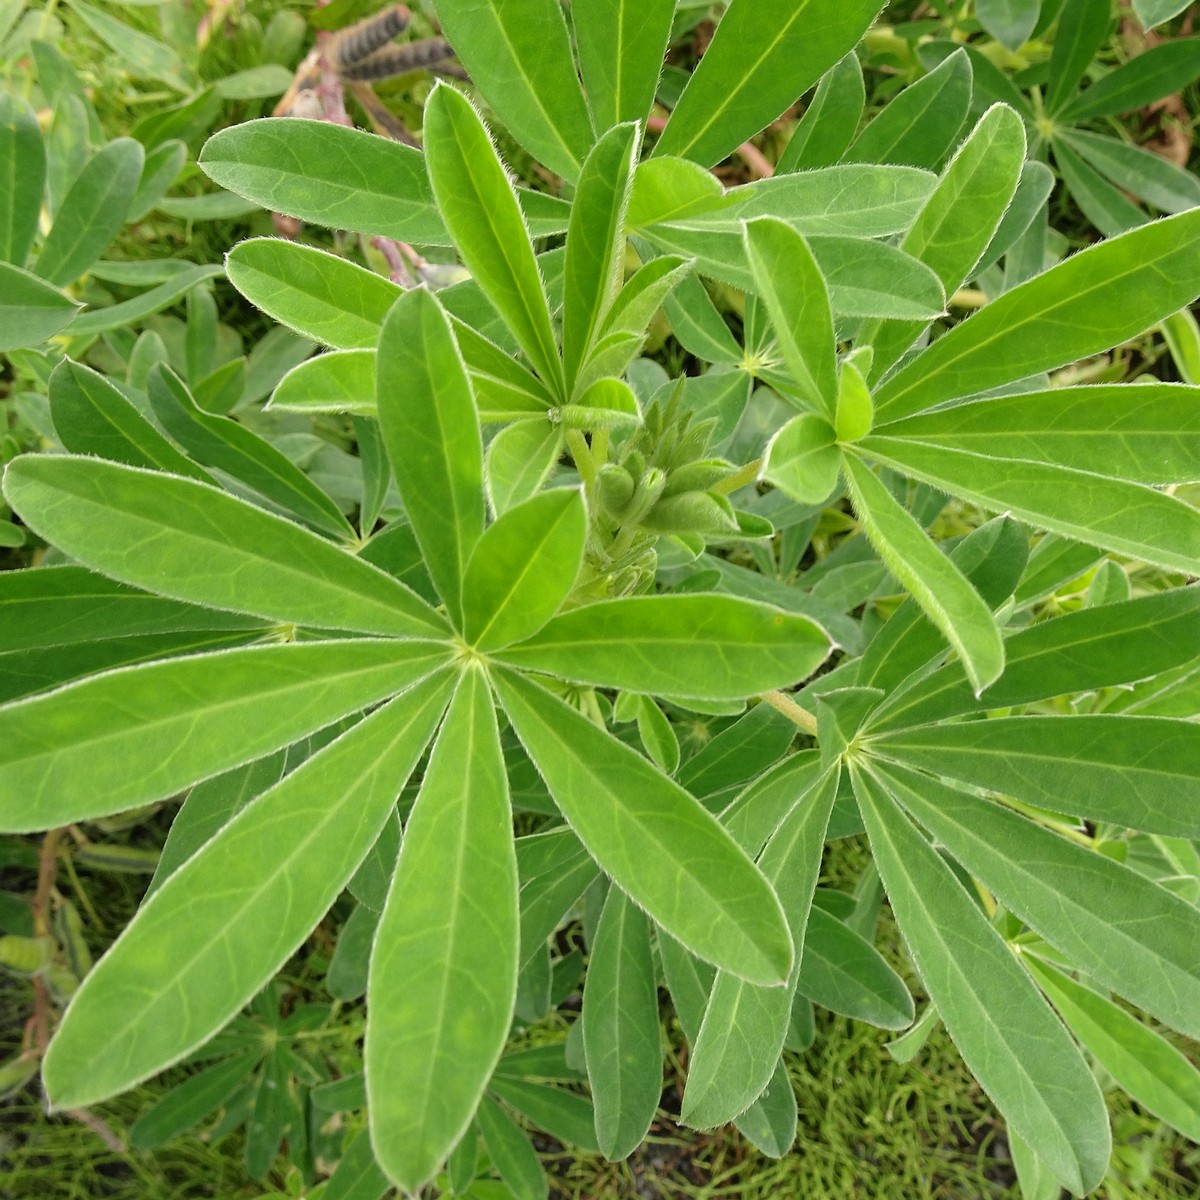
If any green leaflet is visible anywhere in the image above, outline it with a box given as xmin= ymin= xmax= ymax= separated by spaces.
xmin=562 ymin=123 xmax=639 ymax=391
xmin=461 ymin=488 xmax=587 ymax=651
xmin=322 ymin=1129 xmax=392 ymax=1200
xmin=865 ymin=103 xmax=1026 ymax=379
xmin=573 ymin=0 xmax=675 ymax=132
xmin=495 ymin=594 xmax=830 ymax=700
xmin=67 ymin=263 xmax=225 ymax=338
xmin=147 ymin=751 xmax=288 ymax=897
xmin=582 ymin=886 xmax=661 ymax=1159
xmin=869 ymin=584 xmax=1200 ymax=731
xmin=0 ymin=261 xmax=80 ymax=351
xmin=0 ymin=565 xmax=265 ymax=653
xmin=976 ymin=0 xmax=1040 ymax=50
xmin=488 ymin=1075 xmax=599 ymax=1154
xmin=225 ymin=239 xmax=399 ymax=350
xmin=129 ymin=1051 xmax=260 ymax=1149
xmin=1063 ymin=129 xmax=1200 ymax=216
xmin=842 ymin=455 xmax=1003 ymax=695
xmin=199 ymin=118 xmax=447 ymax=244
xmin=424 ymin=84 xmax=564 ymax=396
xmin=857 ymin=515 xmax=1027 ymax=692
xmin=0 ymin=92 xmax=45 ymax=267
xmin=1059 ymin=36 xmax=1200 ymax=122
xmin=715 ymin=167 xmax=936 ymax=239
xmin=493 ymin=669 xmax=793 ymax=986
xmin=795 ymin=906 xmax=914 ymax=1030
xmin=476 ymin=1095 xmax=548 ymax=1200
xmin=484 ymin=420 xmax=563 ymax=516
xmin=872 ymin=382 xmax=1200 ymax=484
xmin=47 ymin=359 xmax=208 ymax=479
xmin=1045 ymin=0 xmax=1111 ymax=115
xmin=875 ymin=762 xmax=1200 ymax=1040
xmin=776 ymin=53 xmax=864 ymax=172
xmin=42 ymin=674 xmax=452 ymax=1107
xmin=682 ymin=768 xmax=838 ymax=1129
xmin=646 ymin=225 xmax=946 ymax=320
xmin=147 ymin=364 xmax=354 ymax=540
xmin=2 ymin=455 xmax=446 ymax=638
xmin=743 ymin=218 xmax=837 ymax=418
xmin=1025 ymin=956 xmax=1200 ymax=1143
xmin=0 ymin=639 xmax=449 ymax=832
xmin=268 ymin=349 xmax=376 ymax=416
xmin=654 ymin=0 xmax=880 ymax=168
xmin=874 ymin=208 xmax=1200 ymax=421
xmin=851 ymin=765 xmax=1111 ymax=1197
xmin=1052 ymin=137 xmax=1145 ymax=239
xmin=871 ymin=715 xmax=1200 ymax=838
xmin=431 ymin=0 xmax=593 ymax=182
xmin=844 ymin=49 xmax=971 ymax=170
xmin=516 ymin=829 xmax=599 ymax=966
xmin=35 ymin=137 xmax=143 ymax=286
xmin=377 ymin=287 xmax=485 ymax=625
xmin=367 ymin=670 xmax=519 ymax=1191
xmin=0 ymin=629 xmax=263 ymax=706
xmin=859 ymin=436 xmax=1200 ymax=575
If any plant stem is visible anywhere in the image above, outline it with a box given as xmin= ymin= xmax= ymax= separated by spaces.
xmin=712 ymin=457 xmax=763 ymax=495
xmin=565 ymin=429 xmax=596 ymax=488
xmin=759 ymin=690 xmax=819 ymax=736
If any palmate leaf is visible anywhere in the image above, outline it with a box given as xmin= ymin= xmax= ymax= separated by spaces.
xmin=850 ymin=765 xmax=1111 ymax=1197
xmin=495 ymin=594 xmax=831 ymax=699
xmin=377 ymin=286 xmax=485 ymax=626
xmin=873 ymin=762 xmax=1200 ymax=1040
xmin=367 ymin=669 xmax=519 ymax=1191
xmin=43 ymin=673 xmax=453 ymax=1108
xmin=2 ymin=455 xmax=446 ymax=638
xmin=0 ymin=639 xmax=450 ymax=832
xmin=874 ymin=207 xmax=1200 ymax=421
xmin=493 ymin=668 xmax=793 ymax=986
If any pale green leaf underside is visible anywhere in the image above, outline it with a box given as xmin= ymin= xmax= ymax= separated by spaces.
xmin=3 ymin=455 xmax=446 ymax=638
xmin=493 ymin=669 xmax=793 ymax=986
xmin=495 ymin=594 xmax=830 ymax=700
xmin=367 ymin=669 xmax=519 ymax=1191
xmin=0 ymin=639 xmax=450 ymax=832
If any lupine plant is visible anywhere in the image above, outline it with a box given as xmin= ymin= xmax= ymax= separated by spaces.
xmin=2 ymin=2 xmax=1199 ymax=1198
